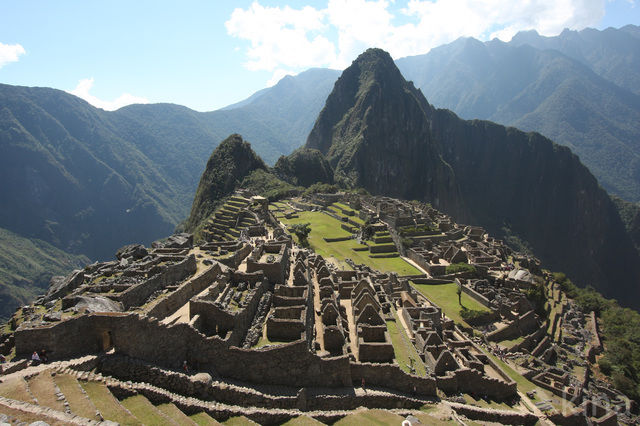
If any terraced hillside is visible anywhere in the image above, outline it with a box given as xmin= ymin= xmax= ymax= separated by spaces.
xmin=201 ymin=195 xmax=259 ymax=242
xmin=0 ymin=360 xmax=465 ymax=425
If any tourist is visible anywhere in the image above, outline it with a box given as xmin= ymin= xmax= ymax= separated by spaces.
xmin=361 ymin=377 xmax=366 ymax=393
xmin=31 ymin=351 xmax=40 ymax=365
xmin=183 ymin=360 xmax=189 ymax=374
xmin=39 ymin=349 xmax=48 ymax=363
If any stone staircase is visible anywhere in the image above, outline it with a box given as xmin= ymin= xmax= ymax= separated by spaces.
xmin=202 ymin=196 xmax=258 ymax=242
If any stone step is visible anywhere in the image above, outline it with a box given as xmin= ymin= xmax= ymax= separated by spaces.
xmin=26 ymin=370 xmax=66 ymax=413
xmin=189 ymin=411 xmax=222 ymax=425
xmin=222 ymin=204 xmax=240 ymax=213
xmin=53 ymin=373 xmax=101 ymax=421
xmin=157 ymin=402 xmax=198 ymax=425
xmin=80 ymin=380 xmax=140 ymax=425
xmin=224 ymin=415 xmax=259 ymax=424
xmin=228 ymin=199 xmax=249 ymax=208
xmin=229 ymin=196 xmax=250 ymax=204
xmin=121 ymin=394 xmax=179 ymax=425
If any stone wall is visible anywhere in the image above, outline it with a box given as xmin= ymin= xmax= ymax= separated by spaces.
xmin=15 ymin=314 xmax=352 ymax=389
xmin=118 ymin=255 xmax=197 ymax=309
xmin=459 ymin=280 xmax=491 ymax=308
xmin=349 ymin=362 xmax=437 ymax=396
xmin=448 ymin=402 xmax=537 ymax=425
xmin=191 ymin=277 xmax=267 ymax=347
xmin=218 ymin=243 xmax=252 ymax=269
xmin=147 ymin=263 xmax=224 ymax=319
xmin=487 ymin=310 xmax=538 ymax=342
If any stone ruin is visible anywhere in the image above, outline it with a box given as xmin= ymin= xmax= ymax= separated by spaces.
xmin=0 ymin=192 xmax=635 ymax=425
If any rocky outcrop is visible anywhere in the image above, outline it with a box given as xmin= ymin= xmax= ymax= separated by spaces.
xmin=45 ymin=270 xmax=84 ymax=302
xmin=116 ymin=244 xmax=148 ymax=261
xmin=152 ymin=233 xmax=193 ymax=249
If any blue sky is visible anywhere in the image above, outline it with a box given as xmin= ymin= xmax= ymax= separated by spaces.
xmin=0 ymin=0 xmax=638 ymax=111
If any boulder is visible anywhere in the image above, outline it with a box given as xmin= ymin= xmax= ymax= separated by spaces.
xmin=43 ymin=311 xmax=62 ymax=322
xmin=116 ymin=244 xmax=148 ymax=261
xmin=46 ymin=270 xmax=85 ymax=301
xmin=74 ymin=296 xmax=124 ymax=313
xmin=152 ymin=233 xmax=193 ymax=249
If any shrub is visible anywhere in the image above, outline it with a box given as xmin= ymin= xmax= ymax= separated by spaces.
xmin=460 ymin=308 xmax=492 ymax=324
xmin=446 ymin=263 xmax=476 ymax=274
xmin=598 ymin=357 xmax=613 ymax=375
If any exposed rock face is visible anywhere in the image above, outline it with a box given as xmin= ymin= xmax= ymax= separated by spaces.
xmin=115 ymin=244 xmax=148 ymax=261
xmin=186 ymin=134 xmax=266 ymax=231
xmin=306 ymin=49 xmax=462 ymax=213
xmin=303 ymin=48 xmax=640 ymax=308
xmin=273 ymin=148 xmax=334 ymax=187
xmin=152 ymin=233 xmax=193 ymax=249
xmin=45 ymin=269 xmax=84 ymax=301
xmin=73 ymin=295 xmax=124 ymax=313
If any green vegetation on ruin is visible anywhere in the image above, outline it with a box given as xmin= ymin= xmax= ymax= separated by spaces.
xmin=386 ymin=314 xmax=426 ymax=376
xmin=551 ymin=271 xmax=640 ymax=402
xmin=411 ymin=282 xmax=490 ymax=327
xmin=445 ymin=263 xmax=476 ymax=275
xmin=279 ymin=210 xmax=420 ymax=275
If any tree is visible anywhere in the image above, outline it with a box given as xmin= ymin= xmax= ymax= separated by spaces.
xmin=291 ymin=223 xmax=311 ymax=246
xmin=456 ymin=283 xmax=462 ymax=306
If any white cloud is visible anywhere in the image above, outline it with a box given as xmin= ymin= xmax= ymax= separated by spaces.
xmin=68 ymin=78 xmax=149 ymax=111
xmin=0 ymin=42 xmax=26 ymax=68
xmin=226 ymin=2 xmax=336 ymax=71
xmin=226 ymin=0 xmax=606 ymax=76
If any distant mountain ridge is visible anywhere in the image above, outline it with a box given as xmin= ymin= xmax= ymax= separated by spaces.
xmin=396 ymin=25 xmax=640 ymax=202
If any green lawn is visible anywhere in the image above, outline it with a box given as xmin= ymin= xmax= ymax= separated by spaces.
xmin=281 ymin=415 xmax=325 ymax=425
xmin=190 ymin=412 xmax=221 ymax=425
xmin=412 ymin=282 xmax=490 ymax=327
xmin=333 ymin=409 xmax=405 ymax=426
xmin=121 ymin=395 xmax=170 ymax=426
xmin=386 ymin=316 xmax=426 ymax=376
xmin=498 ymin=335 xmax=525 ymax=349
xmin=81 ymin=381 xmax=141 ymax=425
xmin=280 ymin=211 xmax=420 ymax=275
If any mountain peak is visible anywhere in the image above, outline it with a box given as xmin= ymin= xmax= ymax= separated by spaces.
xmin=186 ymin=134 xmax=266 ymax=232
xmin=304 ymin=48 xmax=459 ymax=208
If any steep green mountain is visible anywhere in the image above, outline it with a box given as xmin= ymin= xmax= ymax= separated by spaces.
xmin=185 ymin=134 xmax=267 ymax=233
xmin=0 ymin=85 xmax=179 ymax=260
xmin=0 ymin=68 xmax=339 ymax=261
xmin=304 ymin=48 xmax=640 ymax=309
xmin=395 ymin=26 xmax=640 ymax=202
xmin=612 ymin=196 xmax=640 ymax=252
xmin=0 ymin=226 xmax=88 ymax=321
xmin=273 ymin=148 xmax=334 ymax=187
xmin=306 ymin=49 xmax=461 ymax=211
